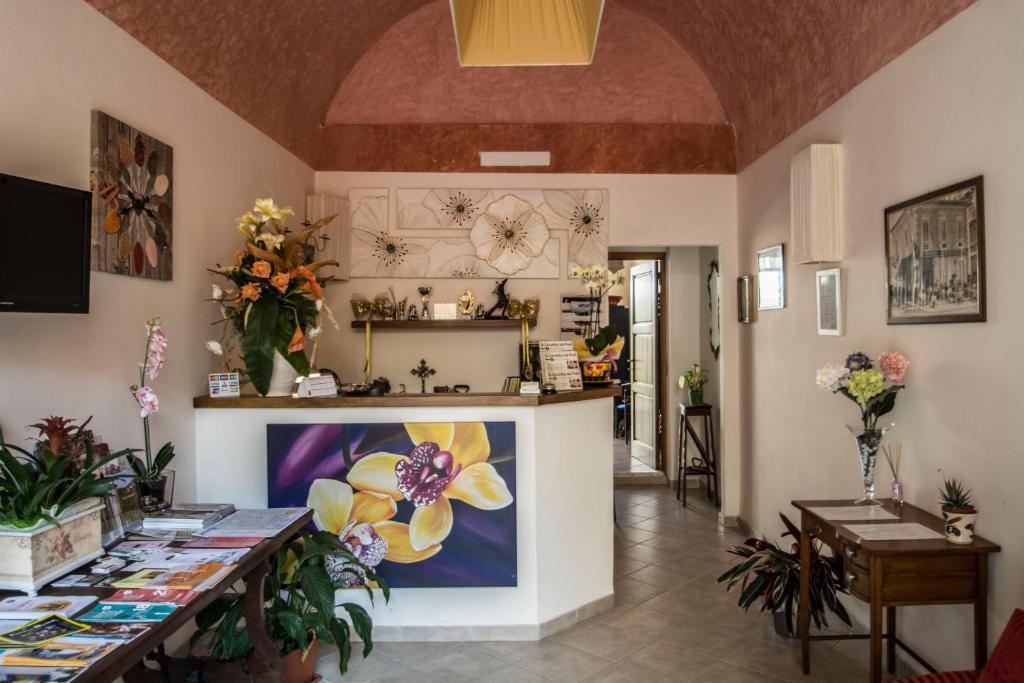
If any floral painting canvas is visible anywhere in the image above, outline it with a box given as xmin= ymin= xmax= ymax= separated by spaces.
xmin=90 ymin=111 xmax=173 ymax=280
xmin=267 ymin=421 xmax=517 ymax=588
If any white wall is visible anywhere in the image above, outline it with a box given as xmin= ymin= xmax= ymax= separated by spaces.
xmin=315 ymin=171 xmax=745 ymax=518
xmin=697 ymin=246 xmax=721 ymax=465
xmin=737 ymin=0 xmax=1023 ymax=668
xmin=0 ymin=0 xmax=313 ymax=502
xmin=664 ymin=247 xmax=702 ymax=478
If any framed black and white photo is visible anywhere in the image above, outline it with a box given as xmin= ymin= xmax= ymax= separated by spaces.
xmin=737 ymin=275 xmax=753 ymax=324
xmin=816 ymin=268 xmax=842 ymax=336
xmin=884 ymin=176 xmax=985 ymax=324
xmin=756 ymin=244 xmax=785 ymax=310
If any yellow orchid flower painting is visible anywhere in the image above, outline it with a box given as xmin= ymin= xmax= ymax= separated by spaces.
xmin=268 ymin=422 xmax=517 ymax=587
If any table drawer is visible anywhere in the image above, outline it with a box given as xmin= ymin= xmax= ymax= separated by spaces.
xmin=843 ymin=559 xmax=871 ymax=600
xmin=880 ymin=555 xmax=978 ymax=603
xmin=840 ymin=539 xmax=868 ymax=570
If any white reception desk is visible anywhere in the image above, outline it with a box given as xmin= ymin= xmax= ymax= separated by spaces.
xmin=193 ymin=388 xmax=617 ymax=640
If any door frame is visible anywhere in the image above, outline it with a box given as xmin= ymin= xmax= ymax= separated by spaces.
xmin=609 ymin=250 xmax=667 ymax=471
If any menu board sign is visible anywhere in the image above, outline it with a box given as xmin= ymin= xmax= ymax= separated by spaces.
xmin=537 ymin=341 xmax=583 ymax=392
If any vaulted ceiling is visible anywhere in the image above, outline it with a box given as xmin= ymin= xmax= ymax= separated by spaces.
xmin=86 ymin=0 xmax=973 ymax=173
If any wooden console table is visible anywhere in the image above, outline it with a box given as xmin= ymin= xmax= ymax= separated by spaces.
xmin=792 ymin=499 xmax=999 ymax=683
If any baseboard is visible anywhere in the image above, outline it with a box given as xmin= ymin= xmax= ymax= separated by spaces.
xmin=369 ymin=593 xmax=615 ymax=642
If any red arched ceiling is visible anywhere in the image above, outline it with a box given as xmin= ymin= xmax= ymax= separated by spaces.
xmin=85 ymin=0 xmax=974 ymax=173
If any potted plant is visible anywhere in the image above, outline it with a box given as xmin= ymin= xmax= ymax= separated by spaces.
xmin=717 ymin=512 xmax=851 ymax=638
xmin=570 ymin=265 xmax=624 ymax=383
xmin=207 ymin=199 xmax=338 ymax=397
xmin=127 ymin=317 xmax=176 ymax=512
xmin=816 ymin=351 xmax=909 ymax=505
xmin=939 ymin=477 xmax=977 ymax=544
xmin=191 ymin=530 xmax=389 ymax=682
xmin=679 ymin=363 xmax=708 ymax=405
xmin=0 ymin=422 xmax=131 ymax=593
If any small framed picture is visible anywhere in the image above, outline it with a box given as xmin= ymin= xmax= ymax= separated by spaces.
xmin=884 ymin=176 xmax=985 ymax=324
xmin=816 ymin=268 xmax=842 ymax=336
xmin=737 ymin=275 xmax=754 ymax=324
xmin=757 ymin=244 xmax=785 ymax=310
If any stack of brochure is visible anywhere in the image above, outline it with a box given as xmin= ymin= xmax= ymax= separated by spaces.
xmin=142 ymin=503 xmax=235 ymax=531
xmin=0 ymin=595 xmax=97 ymax=621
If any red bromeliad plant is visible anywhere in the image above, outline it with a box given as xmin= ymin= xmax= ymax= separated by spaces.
xmin=717 ymin=513 xmax=851 ymax=636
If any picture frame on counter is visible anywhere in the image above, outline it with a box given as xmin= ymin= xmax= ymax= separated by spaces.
xmin=816 ymin=268 xmax=843 ymax=336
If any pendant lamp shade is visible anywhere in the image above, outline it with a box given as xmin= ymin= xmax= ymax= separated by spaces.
xmin=450 ymin=0 xmax=605 ymax=66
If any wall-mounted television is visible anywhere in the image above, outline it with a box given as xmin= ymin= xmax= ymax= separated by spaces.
xmin=0 ymin=172 xmax=92 ymax=313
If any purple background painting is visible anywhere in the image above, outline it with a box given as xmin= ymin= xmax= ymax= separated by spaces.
xmin=267 ymin=422 xmax=517 ymax=588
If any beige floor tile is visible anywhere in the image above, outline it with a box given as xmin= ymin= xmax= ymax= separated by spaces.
xmin=475 ymin=639 xmax=554 ymax=664
xmin=554 ymin=622 xmax=655 ymax=661
xmin=720 ymin=637 xmax=807 ymax=678
xmin=612 ymin=557 xmax=649 ymax=577
xmin=315 ymin=649 xmax=423 ymax=683
xmin=518 ymin=643 xmax=613 ymax=682
xmin=623 ymin=640 xmax=719 ymax=679
xmin=582 ymin=660 xmax=677 ymax=682
xmin=476 ymin=664 xmax=549 ymax=682
xmin=612 ymin=576 xmax=671 ymax=605
xmin=698 ymin=660 xmax=790 ymax=682
xmin=611 ymin=604 xmax=687 ymax=635
xmin=614 ymin=526 xmax=659 ymax=543
xmin=410 ymin=647 xmax=508 ymax=681
xmin=627 ymin=563 xmax=690 ymax=588
xmin=369 ymin=641 xmax=450 ymax=666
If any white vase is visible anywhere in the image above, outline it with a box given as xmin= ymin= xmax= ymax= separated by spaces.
xmin=941 ymin=506 xmax=977 ymax=544
xmin=263 ymin=350 xmax=300 ymax=397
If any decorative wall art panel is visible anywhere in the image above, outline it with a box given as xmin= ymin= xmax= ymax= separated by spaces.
xmin=90 ymin=111 xmax=173 ymax=280
xmin=352 ymin=188 xmax=608 ymax=279
xmin=267 ymin=421 xmax=517 ymax=588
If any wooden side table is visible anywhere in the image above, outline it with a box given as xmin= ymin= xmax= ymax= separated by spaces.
xmin=792 ymin=499 xmax=1000 ymax=682
xmin=676 ymin=403 xmax=719 ymax=507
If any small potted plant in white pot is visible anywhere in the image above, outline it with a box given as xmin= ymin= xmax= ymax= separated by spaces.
xmin=939 ymin=477 xmax=977 ymax=544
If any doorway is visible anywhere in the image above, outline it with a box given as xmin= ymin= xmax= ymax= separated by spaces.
xmin=608 ymin=252 xmax=666 ymax=479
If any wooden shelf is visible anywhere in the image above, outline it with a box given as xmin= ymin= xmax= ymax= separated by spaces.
xmin=350 ymin=319 xmax=535 ymax=330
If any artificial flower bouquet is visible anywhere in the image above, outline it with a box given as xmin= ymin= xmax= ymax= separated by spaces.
xmin=208 ymin=199 xmax=337 ymax=396
xmin=816 ymin=351 xmax=909 ymax=431
xmin=570 ymin=265 xmax=625 ymax=381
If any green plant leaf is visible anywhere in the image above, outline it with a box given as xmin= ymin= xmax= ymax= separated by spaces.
xmin=273 ymin=610 xmax=308 ymax=652
xmin=241 ymin=296 xmax=281 ymax=396
xmin=296 ymin=565 xmax=335 ymax=616
xmin=341 ymin=603 xmax=374 ymax=657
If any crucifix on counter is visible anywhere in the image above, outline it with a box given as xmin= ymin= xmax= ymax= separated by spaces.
xmin=410 ymin=359 xmax=436 ymax=394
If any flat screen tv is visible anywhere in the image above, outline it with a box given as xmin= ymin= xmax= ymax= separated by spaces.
xmin=0 ymin=172 xmax=92 ymax=313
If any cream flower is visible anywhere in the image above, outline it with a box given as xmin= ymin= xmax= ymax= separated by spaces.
xmin=350 ymin=194 xmax=430 ymax=277
xmin=469 ymin=194 xmax=550 ymax=275
xmin=348 ymin=423 xmax=513 ymax=552
xmin=422 ymin=189 xmax=493 ymax=229
xmin=539 ymin=190 xmax=609 ymax=271
xmin=255 ymin=232 xmax=285 ymax=250
xmin=205 ymin=340 xmax=223 ymax=355
xmin=253 ymin=198 xmax=293 ymax=222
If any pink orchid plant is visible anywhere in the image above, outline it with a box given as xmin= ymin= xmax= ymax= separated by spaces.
xmin=128 ymin=318 xmax=176 ymax=482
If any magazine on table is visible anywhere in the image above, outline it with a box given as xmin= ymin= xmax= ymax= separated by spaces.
xmin=78 ymin=602 xmax=176 ymax=623
xmin=122 ymin=548 xmax=247 ymax=570
xmin=112 ymin=563 xmax=232 ymax=591
xmin=104 ymin=588 xmax=199 ymax=606
xmin=74 ymin=621 xmax=150 ymax=640
xmin=143 ymin=503 xmax=235 ymax=530
xmin=0 ymin=666 xmax=80 ymax=682
xmin=0 ymin=636 xmax=120 ymax=667
xmin=0 ymin=615 xmax=88 ymax=646
xmin=182 ymin=536 xmax=263 ymax=548
xmin=196 ymin=508 xmax=309 ymax=537
xmin=0 ymin=596 xmax=97 ymax=621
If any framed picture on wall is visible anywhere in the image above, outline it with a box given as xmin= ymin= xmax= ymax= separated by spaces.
xmin=816 ymin=268 xmax=842 ymax=336
xmin=884 ymin=176 xmax=985 ymax=324
xmin=756 ymin=244 xmax=785 ymax=310
xmin=737 ymin=275 xmax=754 ymax=324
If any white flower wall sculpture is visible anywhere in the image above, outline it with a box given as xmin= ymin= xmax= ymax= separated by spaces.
xmin=350 ymin=191 xmax=430 ymax=277
xmin=538 ymin=189 xmax=609 ymax=272
xmin=423 ymin=189 xmax=494 ymax=229
xmin=470 ymin=194 xmax=551 ymax=275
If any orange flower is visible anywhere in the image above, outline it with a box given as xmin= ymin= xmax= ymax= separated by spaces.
xmin=271 ymin=272 xmax=291 ymax=294
xmin=251 ymin=260 xmax=272 ymax=278
xmin=241 ymin=283 xmax=261 ymax=301
xmin=287 ymin=326 xmax=306 ymax=353
xmin=234 ymin=250 xmax=245 ymax=266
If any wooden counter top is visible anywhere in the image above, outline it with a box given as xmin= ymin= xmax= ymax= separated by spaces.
xmin=193 ymin=386 xmax=621 ymax=409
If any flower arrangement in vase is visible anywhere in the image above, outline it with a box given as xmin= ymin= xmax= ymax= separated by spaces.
xmin=208 ymin=199 xmax=338 ymax=397
xmin=816 ymin=351 xmax=909 ymax=505
xmin=939 ymin=477 xmax=977 ymax=544
xmin=570 ymin=265 xmax=624 ymax=383
xmin=128 ymin=318 xmax=176 ymax=512
xmin=679 ymin=364 xmax=708 ymax=405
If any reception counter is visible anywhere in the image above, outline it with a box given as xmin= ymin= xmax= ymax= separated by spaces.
xmin=193 ymin=387 xmax=618 ymax=640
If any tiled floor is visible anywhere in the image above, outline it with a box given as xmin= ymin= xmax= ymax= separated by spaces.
xmin=315 ymin=486 xmax=917 ymax=682
xmin=612 ymin=437 xmax=659 ymax=475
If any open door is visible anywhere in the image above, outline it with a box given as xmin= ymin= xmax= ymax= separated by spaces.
xmin=629 ymin=261 xmax=660 ymax=469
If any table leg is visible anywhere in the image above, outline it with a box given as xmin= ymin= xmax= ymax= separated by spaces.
xmin=886 ymin=606 xmax=896 ymax=674
xmin=243 ymin=558 xmax=282 ymax=681
xmin=975 ymin=554 xmax=989 ymax=670
xmin=870 ymin=559 xmax=883 ymax=683
xmin=800 ymin=515 xmax=811 ymax=674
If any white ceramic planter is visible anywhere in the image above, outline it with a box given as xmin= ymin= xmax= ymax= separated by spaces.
xmin=941 ymin=506 xmax=977 ymax=544
xmin=0 ymin=500 xmax=105 ymax=595
xmin=264 ymin=350 xmax=300 ymax=397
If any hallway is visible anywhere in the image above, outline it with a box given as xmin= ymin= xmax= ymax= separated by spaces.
xmin=315 ymin=486 xmax=915 ymax=682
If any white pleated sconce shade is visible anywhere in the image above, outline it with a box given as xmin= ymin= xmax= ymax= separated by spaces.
xmin=790 ymin=144 xmax=843 ymax=264
xmin=450 ymin=0 xmax=605 ymax=66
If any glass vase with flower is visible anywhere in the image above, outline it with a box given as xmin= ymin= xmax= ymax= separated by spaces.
xmin=570 ymin=265 xmax=625 ymax=383
xmin=128 ymin=317 xmax=176 ymax=512
xmin=816 ymin=351 xmax=909 ymax=505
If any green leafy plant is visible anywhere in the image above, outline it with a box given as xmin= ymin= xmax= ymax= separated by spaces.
xmin=680 ymin=363 xmax=708 ymax=391
xmin=0 ymin=426 xmax=133 ymax=528
xmin=939 ymin=477 xmax=974 ymax=511
xmin=717 ymin=513 xmax=851 ymax=636
xmin=191 ymin=530 xmax=389 ymax=676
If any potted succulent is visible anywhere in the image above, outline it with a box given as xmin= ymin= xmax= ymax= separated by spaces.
xmin=207 ymin=198 xmax=338 ymax=397
xmin=717 ymin=512 xmax=851 ymax=638
xmin=0 ymin=422 xmax=131 ymax=593
xmin=679 ymin=363 xmax=708 ymax=405
xmin=127 ymin=317 xmax=176 ymax=512
xmin=570 ymin=265 xmax=625 ymax=383
xmin=191 ymin=530 xmax=389 ymax=682
xmin=939 ymin=477 xmax=977 ymax=544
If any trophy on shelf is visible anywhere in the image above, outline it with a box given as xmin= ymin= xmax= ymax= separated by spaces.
xmin=418 ymin=286 xmax=432 ymax=320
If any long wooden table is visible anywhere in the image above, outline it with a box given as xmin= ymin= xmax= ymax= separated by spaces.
xmin=0 ymin=509 xmax=312 ymax=683
xmin=792 ymin=499 xmax=999 ymax=682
